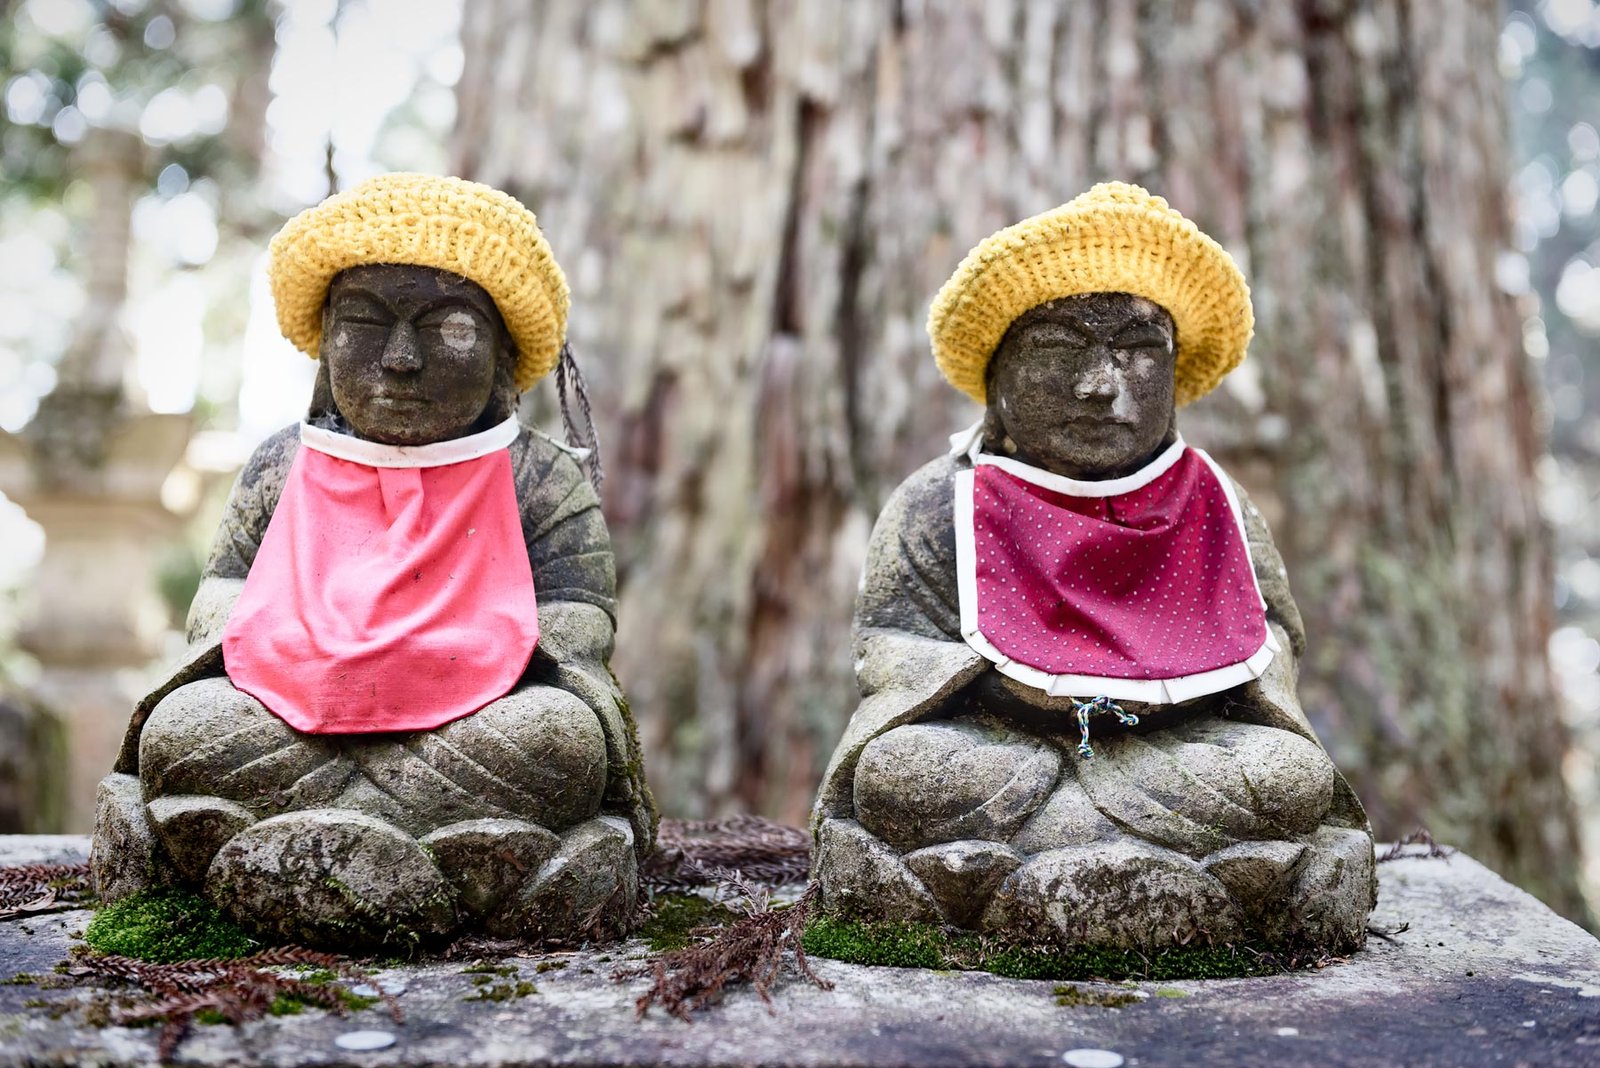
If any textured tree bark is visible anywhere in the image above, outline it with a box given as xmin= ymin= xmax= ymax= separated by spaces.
xmin=454 ymin=0 xmax=1586 ymax=918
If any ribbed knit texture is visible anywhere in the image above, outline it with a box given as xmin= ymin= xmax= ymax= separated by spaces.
xmin=269 ymin=173 xmax=571 ymax=392
xmin=928 ymin=181 xmax=1254 ymax=407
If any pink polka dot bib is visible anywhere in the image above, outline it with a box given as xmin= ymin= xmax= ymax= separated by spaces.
xmin=223 ymin=416 xmax=541 ymax=734
xmin=952 ymin=432 xmax=1277 ymax=705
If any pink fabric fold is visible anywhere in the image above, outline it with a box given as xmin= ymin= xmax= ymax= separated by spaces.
xmin=222 ymin=441 xmax=539 ymax=733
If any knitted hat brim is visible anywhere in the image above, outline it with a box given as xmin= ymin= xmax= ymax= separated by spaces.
xmin=928 ymin=188 xmax=1253 ymax=407
xmin=268 ymin=174 xmax=570 ymax=393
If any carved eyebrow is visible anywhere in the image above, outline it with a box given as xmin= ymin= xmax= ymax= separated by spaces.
xmin=329 ymin=288 xmax=392 ymax=312
xmin=1021 ymin=317 xmax=1096 ymax=343
xmin=415 ymin=297 xmax=494 ymax=321
xmin=1112 ymin=321 xmax=1172 ymax=346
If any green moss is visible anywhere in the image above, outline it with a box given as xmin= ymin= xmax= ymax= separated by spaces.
xmin=802 ymin=916 xmax=1287 ymax=982
xmin=609 ymin=679 xmax=660 ymax=843
xmin=1153 ymin=987 xmax=1188 ymax=998
xmin=194 ymin=1009 xmax=227 ymax=1025
xmin=638 ymin=894 xmax=739 ymax=952
xmin=267 ymin=983 xmax=374 ymax=1017
xmin=461 ymin=962 xmax=518 ymax=977
xmin=83 ymin=890 xmax=257 ymax=963
xmin=0 ymin=974 xmax=38 ymax=986
xmin=801 ymin=916 xmax=951 ymax=969
xmin=534 ymin=960 xmax=568 ymax=973
xmin=1053 ymin=984 xmax=1138 ymax=1008
xmin=465 ymin=980 xmax=537 ymax=1002
xmin=268 ymin=995 xmax=304 ymax=1017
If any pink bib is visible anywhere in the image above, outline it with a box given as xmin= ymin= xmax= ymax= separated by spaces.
xmin=953 ymin=433 xmax=1275 ymax=705
xmin=222 ymin=417 xmax=540 ymax=733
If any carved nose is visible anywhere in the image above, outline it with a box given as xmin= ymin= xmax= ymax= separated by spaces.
xmin=1073 ymin=357 xmax=1119 ymax=400
xmin=380 ymin=320 xmax=422 ymax=373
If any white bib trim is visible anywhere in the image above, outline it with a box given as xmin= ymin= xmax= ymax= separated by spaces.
xmin=300 ymin=415 xmax=521 ymax=469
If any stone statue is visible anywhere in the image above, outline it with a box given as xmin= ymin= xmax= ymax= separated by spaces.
xmin=812 ymin=183 xmax=1375 ymax=952
xmin=91 ymin=175 xmax=654 ymax=950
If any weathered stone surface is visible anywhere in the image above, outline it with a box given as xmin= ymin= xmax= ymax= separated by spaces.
xmin=1009 ymin=771 xmax=1120 ymax=854
xmin=137 ymin=677 xmax=341 ymax=818
xmin=145 ymin=794 xmax=255 ymax=885
xmin=491 ymin=816 xmax=636 ymax=940
xmin=205 ymin=809 xmax=456 ymax=950
xmin=138 ymin=678 xmax=610 ymax=840
xmin=905 ymin=840 xmax=1021 ymax=926
xmin=1279 ymin=826 xmax=1377 ymax=950
xmin=3 ymin=838 xmax=1597 ymax=1067
xmin=1202 ymin=839 xmax=1307 ymax=918
xmin=853 ymin=719 xmax=1060 ymax=853
xmin=815 ymin=818 xmax=942 ymax=923
xmin=88 ymin=773 xmax=173 ymax=903
xmin=981 ymin=840 xmax=1247 ymax=949
xmin=421 ymin=818 xmax=560 ymax=917
xmin=1075 ymin=718 xmax=1336 ymax=858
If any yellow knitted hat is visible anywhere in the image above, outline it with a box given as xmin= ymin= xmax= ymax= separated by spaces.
xmin=268 ymin=173 xmax=570 ymax=392
xmin=928 ymin=181 xmax=1253 ymax=407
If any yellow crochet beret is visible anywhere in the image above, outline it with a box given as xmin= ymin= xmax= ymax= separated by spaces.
xmin=928 ymin=181 xmax=1253 ymax=407
xmin=268 ymin=173 xmax=570 ymax=392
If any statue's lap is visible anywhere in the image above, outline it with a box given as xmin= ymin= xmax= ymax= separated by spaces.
xmin=139 ymin=676 xmax=608 ymax=839
xmin=852 ymin=705 xmax=1336 ymax=858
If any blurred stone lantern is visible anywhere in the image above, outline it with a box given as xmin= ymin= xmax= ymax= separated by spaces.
xmin=0 ymin=129 xmax=192 ymax=830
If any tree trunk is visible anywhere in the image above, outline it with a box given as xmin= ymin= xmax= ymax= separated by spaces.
xmin=454 ymin=0 xmax=1587 ymax=919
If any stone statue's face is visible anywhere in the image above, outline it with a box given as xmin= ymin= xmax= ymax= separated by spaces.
xmin=986 ymin=292 xmax=1177 ymax=480
xmin=321 ymin=264 xmax=510 ymax=446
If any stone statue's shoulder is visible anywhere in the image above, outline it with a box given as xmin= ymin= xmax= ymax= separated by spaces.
xmin=508 ymin=426 xmax=590 ymax=493
xmin=204 ymin=424 xmax=301 ymax=576
xmin=236 ymin=424 xmax=301 ymax=502
xmin=877 ymin=453 xmax=962 ymax=540
xmin=857 ymin=453 xmax=965 ymax=639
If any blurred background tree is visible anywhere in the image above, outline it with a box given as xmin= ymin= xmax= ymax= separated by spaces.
xmin=1506 ymin=0 xmax=1600 ymax=913
xmin=2 ymin=0 xmax=1598 ymax=924
xmin=452 ymin=0 xmax=1589 ymax=921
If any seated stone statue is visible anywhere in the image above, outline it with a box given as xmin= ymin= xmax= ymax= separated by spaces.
xmin=92 ymin=174 xmax=654 ymax=950
xmin=812 ymin=182 xmax=1374 ymax=953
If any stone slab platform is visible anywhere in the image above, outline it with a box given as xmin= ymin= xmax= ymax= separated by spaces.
xmin=0 ymin=836 xmax=1597 ymax=1067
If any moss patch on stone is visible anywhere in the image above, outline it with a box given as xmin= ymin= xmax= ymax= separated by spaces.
xmin=609 ymin=683 xmax=661 ymax=847
xmin=1053 ymin=983 xmax=1139 ymax=1008
xmin=83 ymin=890 xmax=257 ymax=963
xmin=461 ymin=962 xmax=519 ymax=977
xmin=638 ymin=894 xmax=739 ymax=952
xmin=802 ymin=916 xmax=1287 ymax=981
xmin=465 ymin=979 xmax=537 ymax=1002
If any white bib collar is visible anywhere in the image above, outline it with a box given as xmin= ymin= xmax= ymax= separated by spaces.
xmin=299 ymin=415 xmax=521 ymax=469
xmin=946 ymin=417 xmax=1187 ymax=498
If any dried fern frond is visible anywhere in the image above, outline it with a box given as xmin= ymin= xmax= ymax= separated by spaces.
xmin=643 ymin=815 xmax=811 ymax=891
xmin=66 ymin=945 xmax=400 ymax=1062
xmin=617 ymin=882 xmax=832 ymax=1021
xmin=1377 ymin=828 xmax=1454 ymax=863
xmin=0 ymin=863 xmax=91 ymax=919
